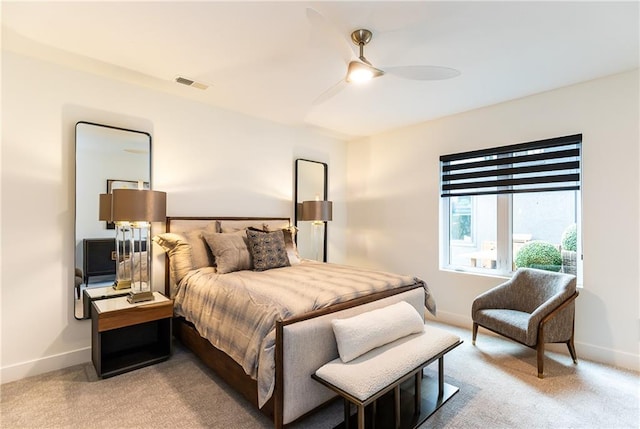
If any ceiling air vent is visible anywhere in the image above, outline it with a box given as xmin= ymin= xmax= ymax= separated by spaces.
xmin=175 ymin=76 xmax=209 ymax=90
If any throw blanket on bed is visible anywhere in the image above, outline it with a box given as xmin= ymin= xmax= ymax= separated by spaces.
xmin=173 ymin=261 xmax=434 ymax=407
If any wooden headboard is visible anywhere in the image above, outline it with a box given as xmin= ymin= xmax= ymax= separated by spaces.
xmin=160 ymin=216 xmax=291 ymax=297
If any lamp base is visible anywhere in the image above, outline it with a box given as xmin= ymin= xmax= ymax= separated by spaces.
xmin=113 ymin=280 xmax=132 ymax=290
xmin=127 ymin=290 xmax=154 ymax=304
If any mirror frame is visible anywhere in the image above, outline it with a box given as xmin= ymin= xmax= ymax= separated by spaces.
xmin=294 ymin=159 xmax=328 ymax=262
xmin=74 ymin=121 xmax=152 ymax=319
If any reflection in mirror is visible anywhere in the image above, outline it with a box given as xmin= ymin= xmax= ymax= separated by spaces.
xmin=294 ymin=159 xmax=328 ymax=261
xmin=74 ymin=122 xmax=151 ymax=319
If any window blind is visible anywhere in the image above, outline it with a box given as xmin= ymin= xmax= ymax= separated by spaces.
xmin=440 ymin=134 xmax=581 ymax=197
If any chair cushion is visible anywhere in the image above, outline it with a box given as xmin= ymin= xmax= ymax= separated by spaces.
xmin=475 ymin=309 xmax=533 ymax=345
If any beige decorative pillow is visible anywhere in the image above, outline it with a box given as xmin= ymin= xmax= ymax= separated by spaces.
xmin=153 ymin=221 xmax=220 ymax=284
xmin=246 ymin=229 xmax=290 ymax=271
xmin=203 ymin=230 xmax=252 ymax=274
xmin=152 ymin=233 xmax=193 ymax=284
xmin=184 ymin=228 xmax=217 ymax=269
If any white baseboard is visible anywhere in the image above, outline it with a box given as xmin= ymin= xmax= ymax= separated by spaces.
xmin=571 ymin=341 xmax=640 ymax=372
xmin=426 ymin=309 xmax=473 ymax=330
xmin=427 ymin=310 xmax=639 ymax=373
xmin=1 ymin=347 xmax=91 ymax=384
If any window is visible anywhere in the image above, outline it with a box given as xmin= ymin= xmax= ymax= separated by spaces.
xmin=440 ymin=134 xmax=581 ymax=279
xmin=450 ymin=195 xmax=473 ymax=243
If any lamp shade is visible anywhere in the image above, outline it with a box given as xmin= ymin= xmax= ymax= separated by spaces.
xmin=98 ymin=193 xmax=112 ymax=221
xmin=111 ymin=189 xmax=166 ymax=222
xmin=300 ymin=200 xmax=333 ymax=222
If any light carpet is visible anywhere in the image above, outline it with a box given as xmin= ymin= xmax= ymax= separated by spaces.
xmin=1 ymin=322 xmax=638 ymax=428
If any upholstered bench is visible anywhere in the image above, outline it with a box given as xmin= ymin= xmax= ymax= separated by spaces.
xmin=312 ymin=302 xmax=462 ymax=429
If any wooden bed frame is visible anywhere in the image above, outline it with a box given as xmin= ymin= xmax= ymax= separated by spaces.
xmin=164 ymin=217 xmax=426 ymax=428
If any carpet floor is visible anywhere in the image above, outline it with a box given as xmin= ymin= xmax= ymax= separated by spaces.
xmin=1 ymin=322 xmax=638 ymax=428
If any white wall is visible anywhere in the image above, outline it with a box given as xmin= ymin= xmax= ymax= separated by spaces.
xmin=0 ymin=50 xmax=347 ymax=382
xmin=347 ymin=70 xmax=640 ymax=371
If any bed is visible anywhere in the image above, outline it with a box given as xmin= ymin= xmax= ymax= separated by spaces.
xmin=157 ymin=217 xmax=435 ymax=428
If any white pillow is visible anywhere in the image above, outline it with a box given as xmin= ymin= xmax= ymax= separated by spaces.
xmin=331 ymin=301 xmax=424 ymax=363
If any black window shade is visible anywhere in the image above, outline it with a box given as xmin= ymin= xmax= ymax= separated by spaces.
xmin=440 ymin=134 xmax=581 ymax=197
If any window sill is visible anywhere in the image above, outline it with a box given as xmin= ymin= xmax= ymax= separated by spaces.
xmin=440 ymin=266 xmax=583 ymax=288
xmin=440 ymin=266 xmax=512 ymax=280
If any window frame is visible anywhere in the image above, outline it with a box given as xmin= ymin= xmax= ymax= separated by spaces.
xmin=439 ymin=135 xmax=582 ymax=280
xmin=441 ymin=192 xmax=581 ymax=279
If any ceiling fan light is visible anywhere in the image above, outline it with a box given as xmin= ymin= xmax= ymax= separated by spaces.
xmin=346 ymin=61 xmax=383 ymax=83
xmin=349 ymin=68 xmax=373 ymax=83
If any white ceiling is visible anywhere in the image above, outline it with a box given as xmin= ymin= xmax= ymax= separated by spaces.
xmin=2 ymin=1 xmax=638 ymax=139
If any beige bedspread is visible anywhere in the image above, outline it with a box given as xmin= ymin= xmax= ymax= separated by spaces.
xmin=173 ymin=260 xmax=432 ymax=407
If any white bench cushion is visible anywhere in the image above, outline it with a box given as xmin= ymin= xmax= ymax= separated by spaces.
xmin=315 ymin=325 xmax=460 ymax=402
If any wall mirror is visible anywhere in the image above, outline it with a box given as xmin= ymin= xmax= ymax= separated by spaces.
xmin=74 ymin=122 xmax=151 ymax=319
xmin=294 ymin=159 xmax=328 ymax=261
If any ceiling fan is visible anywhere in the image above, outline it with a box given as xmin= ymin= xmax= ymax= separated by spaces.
xmin=308 ymin=8 xmax=461 ymax=105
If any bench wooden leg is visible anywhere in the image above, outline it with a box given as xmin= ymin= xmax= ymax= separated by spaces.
xmin=344 ymin=399 xmax=350 ymax=429
xmin=393 ymin=384 xmax=401 ymax=429
xmin=371 ymin=400 xmax=377 ymax=429
xmin=438 ymin=357 xmax=445 ymax=398
xmin=357 ymin=404 xmax=365 ymax=429
xmin=414 ymin=371 xmax=422 ymax=414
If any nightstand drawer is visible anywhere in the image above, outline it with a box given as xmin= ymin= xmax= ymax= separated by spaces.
xmin=97 ymin=300 xmax=173 ymax=332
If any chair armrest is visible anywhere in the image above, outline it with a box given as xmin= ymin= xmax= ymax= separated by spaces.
xmin=471 ymin=277 xmax=516 ymax=316
xmin=528 ymin=290 xmax=578 ymax=335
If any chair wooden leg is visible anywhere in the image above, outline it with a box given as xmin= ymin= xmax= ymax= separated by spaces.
xmin=472 ymin=323 xmax=478 ymax=345
xmin=567 ymin=338 xmax=578 ymax=364
xmin=537 ymin=342 xmax=545 ymax=378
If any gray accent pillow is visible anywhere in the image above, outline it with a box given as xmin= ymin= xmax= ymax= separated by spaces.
xmin=246 ymin=229 xmax=291 ymax=271
xmin=203 ymin=230 xmax=253 ymax=274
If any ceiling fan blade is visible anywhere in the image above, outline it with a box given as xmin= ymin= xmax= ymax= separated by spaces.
xmin=312 ymin=79 xmax=347 ymax=106
xmin=385 ymin=65 xmax=461 ymax=80
xmin=306 ymin=7 xmax=354 ymax=63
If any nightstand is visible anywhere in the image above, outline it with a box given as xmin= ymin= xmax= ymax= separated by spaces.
xmin=91 ymin=291 xmax=173 ymax=378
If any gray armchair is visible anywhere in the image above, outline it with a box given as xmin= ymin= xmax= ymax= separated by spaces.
xmin=472 ymin=268 xmax=578 ymax=378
